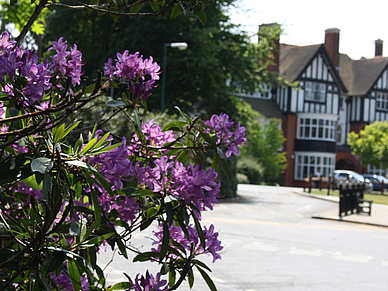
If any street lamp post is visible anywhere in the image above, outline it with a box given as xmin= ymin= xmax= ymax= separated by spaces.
xmin=161 ymin=42 xmax=188 ymax=113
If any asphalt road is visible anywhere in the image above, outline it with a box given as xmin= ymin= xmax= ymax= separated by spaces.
xmin=98 ymin=184 xmax=388 ymax=291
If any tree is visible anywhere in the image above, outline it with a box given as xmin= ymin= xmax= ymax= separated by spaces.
xmin=42 ymin=0 xmax=284 ymax=118
xmin=0 ymin=1 xmax=247 ymax=290
xmin=348 ymin=121 xmax=388 ymax=169
xmin=237 ymin=101 xmax=287 ymax=183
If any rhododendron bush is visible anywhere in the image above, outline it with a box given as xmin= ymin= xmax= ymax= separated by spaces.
xmin=0 ymin=30 xmax=246 ymax=290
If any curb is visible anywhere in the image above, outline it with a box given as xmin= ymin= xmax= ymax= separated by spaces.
xmin=311 ymin=215 xmax=388 ymax=229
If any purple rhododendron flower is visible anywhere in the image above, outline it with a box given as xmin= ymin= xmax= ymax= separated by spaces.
xmin=50 ymin=262 xmax=90 ymax=290
xmin=129 ymin=157 xmax=220 ymax=212
xmin=0 ymin=32 xmax=82 ymax=105
xmin=152 ymin=224 xmax=223 ymax=263
xmin=205 ymin=113 xmax=246 ymax=157
xmin=49 ymin=37 xmax=83 ymax=86
xmin=128 ymin=120 xmax=176 ymax=156
xmin=104 ymin=51 xmax=160 ymax=100
xmin=129 ymin=271 xmax=168 ymax=291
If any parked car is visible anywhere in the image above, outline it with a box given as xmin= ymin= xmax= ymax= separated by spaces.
xmin=361 ymin=174 xmax=388 ymax=192
xmin=333 ymin=170 xmax=373 ymax=192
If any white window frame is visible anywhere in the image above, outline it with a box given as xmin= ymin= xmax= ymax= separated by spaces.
xmin=376 ymin=92 xmax=388 ymax=111
xmin=297 ymin=113 xmax=337 ymax=142
xmin=305 ymin=81 xmax=326 ymax=102
xmin=367 ymin=164 xmax=388 ymax=176
xmin=294 ymin=152 xmax=336 ymax=180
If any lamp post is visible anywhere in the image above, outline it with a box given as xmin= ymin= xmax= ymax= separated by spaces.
xmin=161 ymin=42 xmax=188 ymax=113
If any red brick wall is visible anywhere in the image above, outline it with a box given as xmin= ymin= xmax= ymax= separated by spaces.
xmin=283 ymin=115 xmax=297 ymax=186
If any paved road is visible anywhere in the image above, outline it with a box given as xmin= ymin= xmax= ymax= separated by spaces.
xmin=99 ymin=185 xmax=388 ymax=290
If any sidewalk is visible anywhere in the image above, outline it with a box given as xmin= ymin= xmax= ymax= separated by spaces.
xmin=294 ymin=190 xmax=388 ymax=228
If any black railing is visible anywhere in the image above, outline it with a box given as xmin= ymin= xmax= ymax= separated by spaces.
xmin=339 ymin=181 xmax=366 ymax=217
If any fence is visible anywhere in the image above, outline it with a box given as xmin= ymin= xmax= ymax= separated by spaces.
xmin=339 ymin=181 xmax=372 ymax=217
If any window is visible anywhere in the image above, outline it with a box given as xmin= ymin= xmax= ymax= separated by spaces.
xmin=297 ymin=115 xmax=337 ymax=141
xmin=305 ymin=81 xmax=326 ymax=102
xmin=376 ymin=92 xmax=388 ymax=110
xmin=295 ymin=152 xmax=335 ymax=180
xmin=367 ymin=164 xmax=388 ymax=177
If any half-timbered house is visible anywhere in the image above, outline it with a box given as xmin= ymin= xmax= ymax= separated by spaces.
xmin=242 ymin=25 xmax=388 ymax=187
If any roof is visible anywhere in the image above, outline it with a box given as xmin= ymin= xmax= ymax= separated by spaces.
xmin=279 ymin=44 xmax=321 ymax=83
xmin=242 ymin=97 xmax=285 ymax=119
xmin=339 ymin=54 xmax=388 ymax=96
xmin=279 ymin=44 xmax=347 ymax=92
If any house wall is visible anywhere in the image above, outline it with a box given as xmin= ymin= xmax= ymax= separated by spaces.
xmin=283 ymin=114 xmax=297 ymax=186
xmin=278 ymin=52 xmax=341 ymax=187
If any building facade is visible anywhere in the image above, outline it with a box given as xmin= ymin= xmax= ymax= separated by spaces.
xmin=242 ymin=25 xmax=388 ymax=187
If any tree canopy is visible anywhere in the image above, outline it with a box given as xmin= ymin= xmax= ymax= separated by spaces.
xmin=42 ymin=0 xmax=282 ymax=117
xmin=348 ymin=121 xmax=388 ymax=169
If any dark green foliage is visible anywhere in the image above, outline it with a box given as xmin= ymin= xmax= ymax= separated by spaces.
xmin=237 ymin=155 xmax=263 ymax=185
xmin=43 ymin=0 xmax=282 ymax=119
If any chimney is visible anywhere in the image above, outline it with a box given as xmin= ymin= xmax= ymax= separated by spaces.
xmin=324 ymin=28 xmax=340 ymax=70
xmin=375 ymin=39 xmax=383 ymax=57
xmin=259 ymin=23 xmax=280 ymax=72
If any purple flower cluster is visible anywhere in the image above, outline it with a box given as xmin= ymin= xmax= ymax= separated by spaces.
xmin=0 ymin=32 xmax=52 ymax=102
xmin=128 ymin=119 xmax=176 ymax=156
xmin=50 ymin=263 xmax=89 ymax=290
xmin=0 ymin=32 xmax=83 ymax=104
xmin=152 ymin=224 xmax=223 ymax=263
xmin=129 ymin=156 xmax=220 ymax=212
xmin=86 ymin=131 xmax=139 ymax=223
xmin=1 ymin=182 xmax=42 ymax=218
xmin=49 ymin=37 xmax=83 ymax=86
xmin=104 ymin=51 xmax=160 ymax=100
xmin=205 ymin=113 xmax=247 ymax=157
xmin=129 ymin=271 xmax=168 ymax=291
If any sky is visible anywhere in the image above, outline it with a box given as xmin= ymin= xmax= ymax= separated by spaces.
xmin=228 ymin=0 xmax=388 ymax=60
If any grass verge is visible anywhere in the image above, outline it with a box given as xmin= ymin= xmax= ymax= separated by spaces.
xmin=306 ymin=189 xmax=388 ymax=205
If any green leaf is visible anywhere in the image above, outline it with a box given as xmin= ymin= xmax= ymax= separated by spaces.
xmin=81 ymin=233 xmax=114 ymax=248
xmin=0 ymin=155 xmax=33 ymax=184
xmin=0 ymin=249 xmax=14 ymax=264
xmin=65 ymin=160 xmax=97 ymax=171
xmin=53 ymin=123 xmax=65 ymax=144
xmin=160 ymin=262 xmax=169 ymax=275
xmin=10 ymin=0 xmax=18 ymax=6
xmin=170 ymin=3 xmax=182 ymax=19
xmin=149 ymin=1 xmax=159 ymax=12
xmin=133 ymin=251 xmax=160 ymax=262
xmin=47 ymin=251 xmax=67 ymax=272
xmin=134 ymin=109 xmax=142 ymax=133
xmin=162 ymin=120 xmax=187 ymax=132
xmin=130 ymin=3 xmax=143 ymax=13
xmin=174 ymin=106 xmax=192 ymax=124
xmin=42 ymin=173 xmax=52 ymax=201
xmin=89 ymin=143 xmax=123 ymax=156
xmin=63 ymin=121 xmax=82 ymax=139
xmin=93 ymin=132 xmax=111 ymax=149
xmin=193 ymin=259 xmax=212 ymax=272
xmin=129 ymin=189 xmax=157 ymax=198
xmin=80 ymin=137 xmax=97 ymax=154
xmin=188 ymin=268 xmax=194 ymax=288
xmin=195 ymin=8 xmax=207 ymax=26
xmin=192 ymin=213 xmax=206 ymax=252
xmin=106 ymin=100 xmax=126 ymax=107
xmin=67 ymin=260 xmax=81 ymax=291
xmin=165 ymin=203 xmax=173 ymax=226
xmin=31 ymin=157 xmax=53 ymax=174
xmin=70 ymin=222 xmax=80 ymax=236
xmin=217 ymin=153 xmax=232 ymax=184
xmin=160 ymin=221 xmax=169 ymax=260
xmin=108 ymin=282 xmax=133 ymax=290
xmin=196 ymin=266 xmax=217 ymax=291
xmin=169 ymin=268 xmax=176 ymax=287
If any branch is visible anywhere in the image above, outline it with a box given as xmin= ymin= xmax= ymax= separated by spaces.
xmin=15 ymin=0 xmax=49 ymax=46
xmin=49 ymin=0 xmax=174 ymax=17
